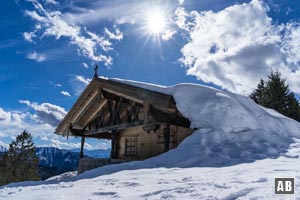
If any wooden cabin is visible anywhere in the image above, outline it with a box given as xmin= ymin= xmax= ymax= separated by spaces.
xmin=55 ymin=68 xmax=194 ymax=172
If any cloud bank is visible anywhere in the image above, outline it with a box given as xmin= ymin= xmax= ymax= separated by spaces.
xmin=24 ymin=0 xmax=124 ymax=66
xmin=19 ymin=100 xmax=67 ymax=127
xmin=0 ymin=105 xmax=99 ymax=150
xmin=178 ymin=0 xmax=300 ymax=94
xmin=0 ymin=106 xmax=53 ymax=140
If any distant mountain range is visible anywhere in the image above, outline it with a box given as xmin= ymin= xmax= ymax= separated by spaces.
xmin=69 ymin=148 xmax=110 ymax=158
xmin=0 ymin=145 xmax=7 ymax=153
xmin=37 ymin=147 xmax=110 ymax=180
xmin=0 ymin=146 xmax=111 ymax=180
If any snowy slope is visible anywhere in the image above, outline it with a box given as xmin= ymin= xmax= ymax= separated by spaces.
xmin=1 ymin=80 xmax=300 ymax=199
xmin=1 ymin=142 xmax=300 ymax=199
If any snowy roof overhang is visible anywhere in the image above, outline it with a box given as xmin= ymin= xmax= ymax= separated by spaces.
xmin=55 ymin=77 xmax=190 ymax=138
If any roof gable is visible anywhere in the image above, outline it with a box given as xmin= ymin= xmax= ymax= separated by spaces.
xmin=56 ymin=78 xmax=190 ymax=137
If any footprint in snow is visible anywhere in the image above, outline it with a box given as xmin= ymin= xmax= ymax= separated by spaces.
xmin=120 ymin=182 xmax=140 ymax=187
xmin=252 ymin=177 xmax=268 ymax=183
xmin=94 ymin=192 xmax=117 ymax=196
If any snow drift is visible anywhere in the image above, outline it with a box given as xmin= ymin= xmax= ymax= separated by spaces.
xmin=68 ymin=79 xmax=300 ymax=180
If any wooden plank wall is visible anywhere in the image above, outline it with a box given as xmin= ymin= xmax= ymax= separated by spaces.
xmin=117 ymin=125 xmax=194 ymax=161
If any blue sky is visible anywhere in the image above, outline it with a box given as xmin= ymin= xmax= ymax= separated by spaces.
xmin=0 ymin=0 xmax=300 ymax=149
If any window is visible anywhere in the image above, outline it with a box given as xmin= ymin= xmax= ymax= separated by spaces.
xmin=125 ymin=137 xmax=136 ymax=156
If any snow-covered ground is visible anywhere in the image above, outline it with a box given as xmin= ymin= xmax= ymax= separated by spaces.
xmin=1 ymin=80 xmax=300 ymax=199
xmin=1 ymin=143 xmax=300 ymax=199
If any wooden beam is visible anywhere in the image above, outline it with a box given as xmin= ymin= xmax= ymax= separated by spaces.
xmin=97 ymin=79 xmax=176 ymax=109
xmin=143 ymin=101 xmax=150 ymax=125
xmin=163 ymin=123 xmax=170 ymax=152
xmin=73 ymin=132 xmax=112 ymax=139
xmin=56 ymin=80 xmax=98 ymax=135
xmin=150 ymin=107 xmax=191 ymax=128
xmin=71 ymin=120 xmax=144 ymax=136
xmin=77 ymin=98 xmax=107 ymax=127
xmin=97 ymin=88 xmax=104 ymax=101
xmin=72 ymin=91 xmax=98 ymax=126
xmin=111 ymin=130 xmax=117 ymax=159
xmin=80 ymin=136 xmax=85 ymax=158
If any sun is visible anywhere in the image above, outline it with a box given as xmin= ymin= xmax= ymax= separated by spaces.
xmin=146 ymin=11 xmax=166 ymax=34
xmin=139 ymin=5 xmax=172 ymax=44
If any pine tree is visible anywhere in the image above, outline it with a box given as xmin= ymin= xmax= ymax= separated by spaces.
xmin=250 ymin=70 xmax=300 ymax=121
xmin=250 ymin=79 xmax=267 ymax=107
xmin=0 ymin=130 xmax=40 ymax=186
xmin=286 ymin=92 xmax=300 ymax=120
xmin=0 ymin=152 xmax=10 ymax=185
xmin=265 ymin=71 xmax=290 ymax=115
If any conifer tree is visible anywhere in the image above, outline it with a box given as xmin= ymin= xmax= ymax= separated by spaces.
xmin=250 ymin=79 xmax=267 ymax=107
xmin=0 ymin=130 xmax=40 ymax=186
xmin=265 ymin=71 xmax=290 ymax=115
xmin=250 ymin=70 xmax=300 ymax=121
xmin=286 ymin=92 xmax=300 ymax=120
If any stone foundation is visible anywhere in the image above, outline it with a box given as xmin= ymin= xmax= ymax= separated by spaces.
xmin=78 ymin=158 xmax=125 ymax=174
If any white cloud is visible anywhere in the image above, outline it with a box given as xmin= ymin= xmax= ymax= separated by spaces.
xmin=39 ymin=135 xmax=49 ymax=141
xmin=75 ymin=75 xmax=91 ymax=85
xmin=24 ymin=0 xmax=117 ymax=66
xmin=70 ymin=75 xmax=92 ymax=95
xmin=98 ymin=140 xmax=111 ymax=150
xmin=161 ymin=30 xmax=176 ymax=41
xmin=175 ymin=7 xmax=190 ymax=31
xmin=177 ymin=0 xmax=184 ymax=5
xmin=48 ymin=81 xmax=62 ymax=88
xmin=48 ymin=138 xmax=94 ymax=150
xmin=44 ymin=0 xmax=59 ymax=5
xmin=61 ymin=91 xmax=71 ymax=97
xmin=178 ymin=0 xmax=300 ymax=95
xmin=0 ymin=107 xmax=54 ymax=141
xmin=82 ymin=62 xmax=89 ymax=68
xmin=27 ymin=51 xmax=46 ymax=62
xmin=86 ymin=30 xmax=113 ymax=52
xmin=19 ymin=100 xmax=67 ymax=126
xmin=64 ymin=0 xmax=176 ymax=26
xmin=0 ymin=106 xmax=103 ymax=150
xmin=0 ymin=107 xmax=11 ymax=122
xmin=23 ymin=32 xmax=36 ymax=43
xmin=64 ymin=1 xmax=140 ymax=25
xmin=104 ymin=27 xmax=123 ymax=41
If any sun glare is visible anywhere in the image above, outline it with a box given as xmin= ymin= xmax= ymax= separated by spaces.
xmin=146 ymin=11 xmax=166 ymax=34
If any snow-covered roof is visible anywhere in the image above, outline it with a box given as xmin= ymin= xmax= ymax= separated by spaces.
xmin=55 ymin=77 xmax=189 ymax=136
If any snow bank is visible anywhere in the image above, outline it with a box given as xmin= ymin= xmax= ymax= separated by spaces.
xmin=2 ymin=144 xmax=300 ymax=200
xmin=46 ymin=171 xmax=77 ymax=182
xmin=112 ymin=79 xmax=300 ymax=164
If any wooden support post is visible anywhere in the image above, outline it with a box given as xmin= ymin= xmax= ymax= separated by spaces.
xmin=143 ymin=101 xmax=150 ymax=126
xmin=80 ymin=136 xmax=85 ymax=158
xmin=163 ymin=123 xmax=170 ymax=152
xmin=110 ymin=130 xmax=117 ymax=159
